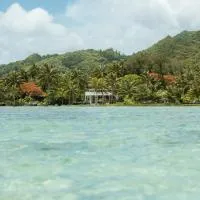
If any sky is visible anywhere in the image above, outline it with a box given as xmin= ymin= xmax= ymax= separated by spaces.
xmin=0 ymin=0 xmax=200 ymax=64
xmin=0 ymin=0 xmax=74 ymax=13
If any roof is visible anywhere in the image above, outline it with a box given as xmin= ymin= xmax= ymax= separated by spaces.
xmin=85 ymin=91 xmax=113 ymax=96
xmin=20 ymin=82 xmax=47 ymax=97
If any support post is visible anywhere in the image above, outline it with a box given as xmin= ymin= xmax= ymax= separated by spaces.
xmin=90 ymin=95 xmax=92 ymax=105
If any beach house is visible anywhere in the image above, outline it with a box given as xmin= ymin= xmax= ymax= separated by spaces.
xmin=85 ymin=89 xmax=116 ymax=105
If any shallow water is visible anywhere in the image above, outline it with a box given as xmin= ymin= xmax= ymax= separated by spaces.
xmin=0 ymin=106 xmax=200 ymax=200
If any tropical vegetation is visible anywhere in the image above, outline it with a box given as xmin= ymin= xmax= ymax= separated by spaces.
xmin=1 ymin=31 xmax=200 ymax=106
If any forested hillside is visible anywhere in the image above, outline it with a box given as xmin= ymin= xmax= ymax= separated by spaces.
xmin=0 ymin=49 xmax=126 ymax=76
xmin=1 ymin=31 xmax=200 ymax=105
xmin=126 ymin=30 xmax=200 ymax=75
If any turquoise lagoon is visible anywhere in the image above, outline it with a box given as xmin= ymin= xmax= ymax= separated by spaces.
xmin=0 ymin=107 xmax=200 ymax=200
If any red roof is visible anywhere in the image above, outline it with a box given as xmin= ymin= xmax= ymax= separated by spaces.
xmin=20 ymin=82 xmax=47 ymax=97
xmin=148 ymin=72 xmax=176 ymax=84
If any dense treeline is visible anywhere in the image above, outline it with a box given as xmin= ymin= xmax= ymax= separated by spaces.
xmin=1 ymin=31 xmax=200 ymax=105
xmin=0 ymin=52 xmax=200 ymax=106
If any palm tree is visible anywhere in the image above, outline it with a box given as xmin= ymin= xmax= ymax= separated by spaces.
xmin=89 ymin=77 xmax=107 ymax=103
xmin=0 ymin=79 xmax=6 ymax=103
xmin=28 ymin=64 xmax=39 ymax=80
xmin=89 ymin=77 xmax=99 ymax=91
xmin=56 ymin=74 xmax=79 ymax=105
xmin=68 ymin=81 xmax=79 ymax=104
xmin=5 ymin=71 xmax=22 ymax=87
xmin=18 ymin=69 xmax=29 ymax=82
xmin=92 ymin=64 xmax=107 ymax=78
xmin=105 ymin=72 xmax=118 ymax=102
xmin=3 ymin=71 xmax=25 ymax=105
xmin=117 ymin=74 xmax=143 ymax=101
xmin=71 ymin=68 xmax=89 ymax=100
xmin=55 ymin=88 xmax=68 ymax=105
xmin=38 ymin=64 xmax=59 ymax=91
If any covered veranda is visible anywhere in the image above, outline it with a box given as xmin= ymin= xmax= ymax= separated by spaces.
xmin=85 ymin=89 xmax=115 ymax=105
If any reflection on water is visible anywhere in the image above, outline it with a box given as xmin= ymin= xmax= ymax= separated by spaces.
xmin=0 ymin=106 xmax=200 ymax=199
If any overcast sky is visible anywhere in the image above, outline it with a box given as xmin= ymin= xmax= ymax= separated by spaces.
xmin=0 ymin=0 xmax=199 ymax=64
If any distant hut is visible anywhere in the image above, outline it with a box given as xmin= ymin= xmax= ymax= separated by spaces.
xmin=20 ymin=82 xmax=47 ymax=100
xmin=85 ymin=89 xmax=117 ymax=105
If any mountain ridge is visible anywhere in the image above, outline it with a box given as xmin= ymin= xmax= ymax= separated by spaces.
xmin=2 ymin=30 xmax=200 ymax=76
xmin=0 ymin=48 xmax=127 ymax=76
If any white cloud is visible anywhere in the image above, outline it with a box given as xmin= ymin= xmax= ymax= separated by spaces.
xmin=66 ymin=0 xmax=200 ymax=54
xmin=1 ymin=1 xmax=200 ymax=64
xmin=0 ymin=3 xmax=84 ymax=64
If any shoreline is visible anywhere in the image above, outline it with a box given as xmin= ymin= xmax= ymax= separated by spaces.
xmin=1 ymin=103 xmax=200 ymax=107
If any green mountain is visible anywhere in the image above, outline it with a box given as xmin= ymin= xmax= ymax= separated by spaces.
xmin=0 ymin=48 xmax=126 ymax=76
xmin=146 ymin=30 xmax=200 ymax=62
xmin=2 ymin=30 xmax=200 ymax=76
xmin=124 ymin=30 xmax=200 ymax=74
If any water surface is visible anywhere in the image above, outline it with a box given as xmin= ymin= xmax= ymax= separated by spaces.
xmin=0 ymin=107 xmax=200 ymax=200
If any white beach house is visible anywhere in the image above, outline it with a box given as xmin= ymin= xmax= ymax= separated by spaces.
xmin=85 ymin=89 xmax=116 ymax=104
